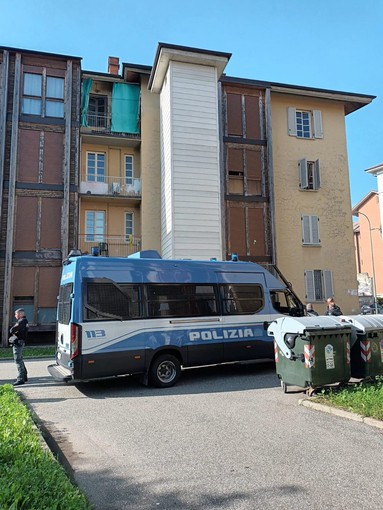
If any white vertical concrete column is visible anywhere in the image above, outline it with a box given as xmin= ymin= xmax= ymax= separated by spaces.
xmin=149 ymin=44 xmax=230 ymax=260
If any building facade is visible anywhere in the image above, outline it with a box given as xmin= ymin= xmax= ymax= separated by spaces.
xmin=0 ymin=46 xmax=81 ymax=344
xmin=0 ymin=42 xmax=375 ymax=342
xmin=352 ymin=190 xmax=383 ymax=302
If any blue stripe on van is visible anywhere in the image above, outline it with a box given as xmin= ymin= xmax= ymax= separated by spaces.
xmin=92 ymin=324 xmax=269 ymax=354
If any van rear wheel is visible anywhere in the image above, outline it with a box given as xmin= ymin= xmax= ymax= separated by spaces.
xmin=149 ymin=354 xmax=181 ymax=388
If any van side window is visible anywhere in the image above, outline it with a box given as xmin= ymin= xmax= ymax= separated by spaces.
xmin=58 ymin=283 xmax=73 ymax=325
xmin=146 ymin=284 xmax=218 ymax=318
xmin=220 ymin=284 xmax=264 ymax=315
xmin=85 ymin=282 xmax=141 ymax=320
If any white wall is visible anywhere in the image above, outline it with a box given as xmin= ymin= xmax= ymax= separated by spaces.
xmin=160 ymin=61 xmax=222 ymax=260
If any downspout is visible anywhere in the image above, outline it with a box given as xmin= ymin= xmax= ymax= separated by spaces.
xmin=217 ymin=80 xmax=226 ymax=261
xmin=265 ymin=88 xmax=277 ymax=265
xmin=0 ymin=50 xmax=9 ymax=225
xmin=61 ymin=60 xmax=73 ymax=259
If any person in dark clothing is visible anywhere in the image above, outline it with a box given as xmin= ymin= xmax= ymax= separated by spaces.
xmin=306 ymin=303 xmax=319 ymax=316
xmin=325 ymin=297 xmax=343 ymax=316
xmin=10 ymin=308 xmax=29 ymax=386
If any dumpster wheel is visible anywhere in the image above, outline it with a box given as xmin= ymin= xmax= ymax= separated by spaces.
xmin=306 ymin=386 xmax=316 ymax=397
xmin=280 ymin=380 xmax=288 ymax=393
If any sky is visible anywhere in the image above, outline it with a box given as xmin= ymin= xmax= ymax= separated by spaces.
xmin=1 ymin=0 xmax=382 ymax=206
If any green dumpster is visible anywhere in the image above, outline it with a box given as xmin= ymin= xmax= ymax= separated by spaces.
xmin=268 ymin=316 xmax=352 ymax=395
xmin=334 ymin=315 xmax=383 ymax=379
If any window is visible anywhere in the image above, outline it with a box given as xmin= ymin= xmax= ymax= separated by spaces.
xmin=58 ymin=283 xmax=73 ymax=325
xmin=125 ymin=155 xmax=134 ymax=185
xmin=220 ymin=284 xmax=264 ymax=315
xmin=302 ymin=215 xmax=320 ymax=245
xmin=304 ymin=270 xmax=333 ymax=302
xmin=86 ymin=211 xmax=105 ymax=242
xmin=88 ymin=96 xmax=107 ymax=127
xmin=227 ymin=147 xmax=262 ymax=196
xmin=87 ymin=152 xmax=105 ymax=182
xmin=22 ymin=73 xmax=65 ymax=118
xmin=146 ymin=284 xmax=218 ymax=318
xmin=85 ymin=282 xmax=141 ymax=321
xmin=299 ymin=159 xmax=320 ymax=190
xmin=125 ymin=212 xmax=134 ymax=242
xmin=288 ymin=108 xmax=323 ymax=139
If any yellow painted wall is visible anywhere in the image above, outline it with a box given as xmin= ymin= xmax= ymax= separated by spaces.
xmin=79 ymin=199 xmax=140 ymax=236
xmin=80 ymin=144 xmax=138 ymax=181
xmin=79 ymin=143 xmax=141 ymax=239
xmin=271 ymin=92 xmax=359 ymax=314
xmin=140 ymin=75 xmax=161 ymax=252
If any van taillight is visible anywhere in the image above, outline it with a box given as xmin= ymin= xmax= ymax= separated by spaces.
xmin=70 ymin=323 xmax=80 ymax=359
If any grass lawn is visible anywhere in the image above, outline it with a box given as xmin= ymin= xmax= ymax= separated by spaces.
xmin=0 ymin=384 xmax=90 ymax=509
xmin=315 ymin=376 xmax=383 ymax=421
xmin=0 ymin=346 xmax=55 ymax=359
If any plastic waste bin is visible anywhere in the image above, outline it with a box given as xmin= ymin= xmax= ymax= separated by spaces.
xmin=329 ymin=315 xmax=383 ymax=379
xmin=268 ymin=316 xmax=352 ymax=395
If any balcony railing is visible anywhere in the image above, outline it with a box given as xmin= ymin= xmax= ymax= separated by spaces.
xmin=80 ymin=176 xmax=141 ymax=197
xmin=78 ymin=235 xmax=141 ymax=258
xmin=83 ymin=113 xmax=140 ymax=139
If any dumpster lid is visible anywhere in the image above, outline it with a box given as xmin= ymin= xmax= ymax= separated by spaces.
xmin=267 ymin=316 xmax=351 ymax=360
xmin=329 ymin=314 xmax=383 ymax=332
xmin=267 ymin=315 xmax=350 ymax=336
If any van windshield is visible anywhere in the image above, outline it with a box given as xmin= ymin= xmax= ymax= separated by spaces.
xmin=270 ymin=290 xmax=304 ymax=316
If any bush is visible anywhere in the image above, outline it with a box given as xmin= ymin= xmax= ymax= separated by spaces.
xmin=0 ymin=384 xmax=90 ymax=509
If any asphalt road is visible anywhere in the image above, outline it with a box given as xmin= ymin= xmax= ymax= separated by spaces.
xmin=1 ymin=358 xmax=383 ymax=510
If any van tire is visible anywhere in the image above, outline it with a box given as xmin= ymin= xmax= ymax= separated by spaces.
xmin=149 ymin=354 xmax=181 ymax=388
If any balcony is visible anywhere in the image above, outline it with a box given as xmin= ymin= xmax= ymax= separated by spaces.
xmin=80 ymin=176 xmax=141 ymax=198
xmin=78 ymin=236 xmax=141 ymax=258
xmin=81 ymin=113 xmax=141 ymax=145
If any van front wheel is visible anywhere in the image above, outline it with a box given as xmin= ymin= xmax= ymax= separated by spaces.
xmin=149 ymin=354 xmax=181 ymax=388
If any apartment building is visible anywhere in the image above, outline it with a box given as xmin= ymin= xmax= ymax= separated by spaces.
xmin=0 ymin=46 xmax=81 ymax=344
xmin=352 ymin=190 xmax=383 ymax=300
xmin=0 ymin=41 xmax=375 ymax=342
xmin=270 ymin=85 xmax=374 ymax=314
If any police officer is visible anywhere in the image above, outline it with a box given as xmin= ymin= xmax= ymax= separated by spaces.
xmin=10 ymin=308 xmax=29 ymax=386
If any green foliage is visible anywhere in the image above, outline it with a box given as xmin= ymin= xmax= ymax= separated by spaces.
xmin=0 ymin=385 xmax=90 ymax=510
xmin=317 ymin=376 xmax=383 ymax=420
xmin=0 ymin=346 xmax=55 ymax=359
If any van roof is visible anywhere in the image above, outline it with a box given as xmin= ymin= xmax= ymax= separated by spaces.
xmin=65 ymin=254 xmax=286 ymax=290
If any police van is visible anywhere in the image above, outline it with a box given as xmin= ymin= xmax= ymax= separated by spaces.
xmin=48 ymin=250 xmax=303 ymax=387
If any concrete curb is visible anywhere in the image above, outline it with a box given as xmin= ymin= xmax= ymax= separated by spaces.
xmin=299 ymin=398 xmax=383 ymax=430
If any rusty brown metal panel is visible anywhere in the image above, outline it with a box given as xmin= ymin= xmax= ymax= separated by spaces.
xmin=245 ymin=95 xmax=261 ymax=139
xmin=227 ymin=147 xmax=243 ymax=173
xmin=38 ymin=266 xmax=61 ymax=306
xmin=14 ymin=196 xmax=38 ymax=250
xmin=22 ymin=59 xmax=67 ymax=71
xmin=12 ymin=266 xmax=35 ymax=296
xmin=40 ymin=197 xmax=62 ymax=249
xmin=248 ymin=207 xmax=266 ymax=257
xmin=43 ymin=131 xmax=64 ymax=184
xmin=18 ymin=129 xmax=40 ymax=182
xmin=228 ymin=205 xmax=246 ymax=256
xmin=226 ymin=93 xmax=243 ymax=136
xmin=246 ymin=149 xmax=262 ymax=180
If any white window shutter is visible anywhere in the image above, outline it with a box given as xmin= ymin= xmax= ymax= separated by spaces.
xmin=314 ymin=159 xmax=320 ymax=189
xmin=313 ymin=110 xmax=323 ymax=139
xmin=305 ymin=270 xmax=315 ymax=301
xmin=310 ymin=216 xmax=320 ymax=244
xmin=288 ymin=107 xmax=297 ymax=136
xmin=302 ymin=215 xmax=311 ymax=243
xmin=323 ymin=270 xmax=333 ymax=300
xmin=299 ymin=158 xmax=308 ymax=189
